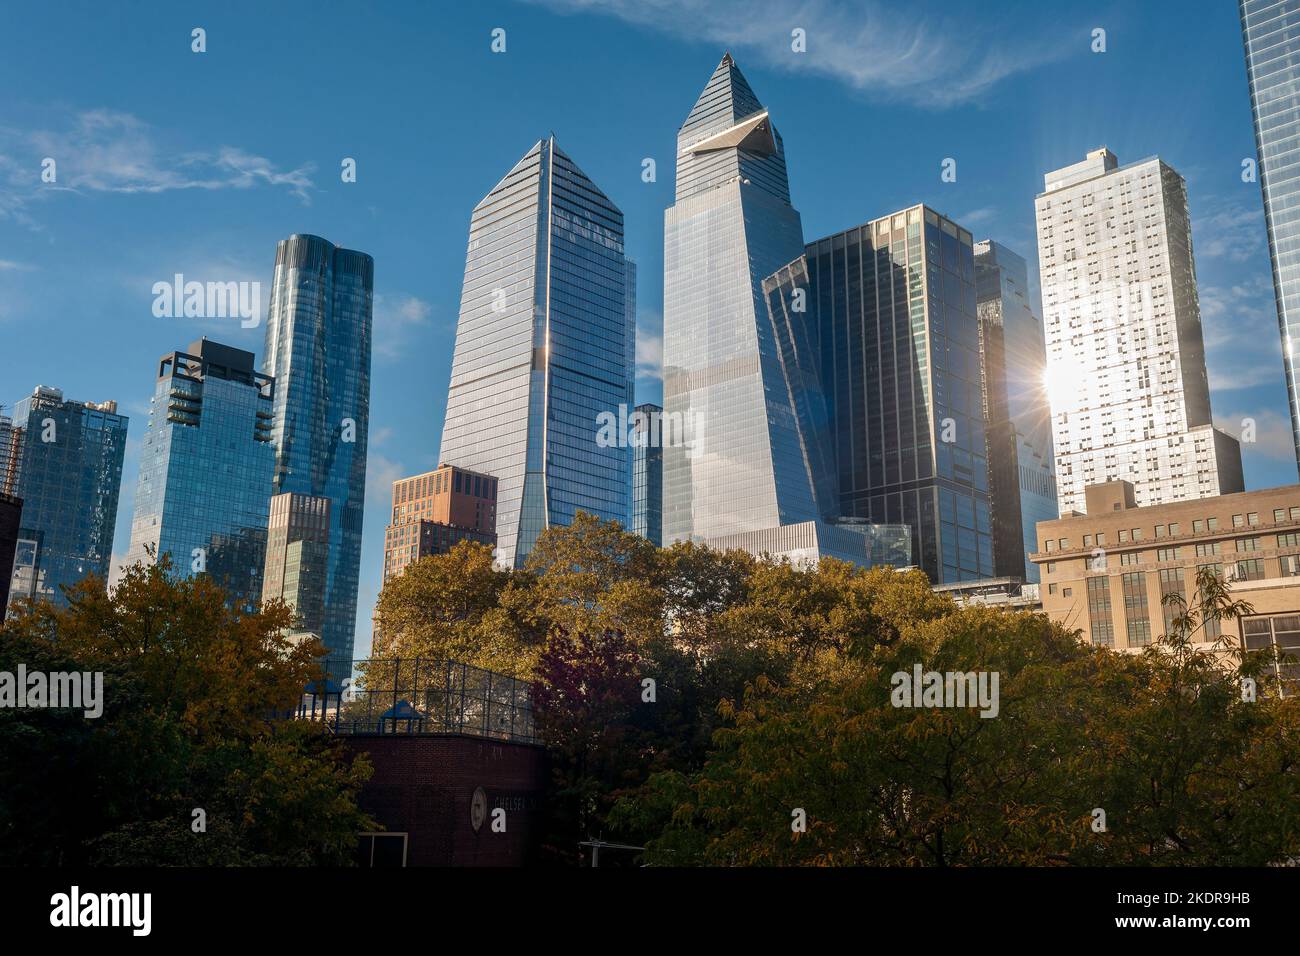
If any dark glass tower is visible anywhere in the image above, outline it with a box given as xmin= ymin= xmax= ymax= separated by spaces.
xmin=3 ymin=386 xmax=128 ymax=611
xmin=126 ymin=339 xmax=275 ymax=608
xmin=262 ymin=491 xmax=330 ymax=642
xmin=631 ymin=403 xmax=663 ymax=546
xmin=263 ymin=234 xmax=373 ymax=661
xmin=764 ymin=206 xmax=993 ymax=583
xmin=1241 ymin=0 xmax=1300 ymax=475
xmin=439 ymin=137 xmax=633 ymax=568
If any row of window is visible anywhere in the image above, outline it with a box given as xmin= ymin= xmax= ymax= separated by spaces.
xmin=1043 ymin=506 xmax=1300 ymax=553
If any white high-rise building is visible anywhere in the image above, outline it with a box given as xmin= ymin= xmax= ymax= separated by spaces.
xmin=1035 ymin=148 xmax=1243 ymax=515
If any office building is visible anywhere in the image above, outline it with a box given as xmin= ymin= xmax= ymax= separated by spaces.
xmin=662 ymin=53 xmax=820 ymax=545
xmin=764 ymin=206 xmax=991 ymax=583
xmin=126 ymin=339 xmax=275 ymax=609
xmin=974 ymin=239 xmax=1058 ymax=582
xmin=1035 ymin=148 xmax=1243 ymax=515
xmin=1032 ymin=479 xmax=1300 ymax=691
xmin=3 ymin=387 xmax=128 ymax=611
xmin=439 ymin=137 xmax=633 ymax=568
xmin=382 ymin=464 xmax=497 ymax=581
xmin=263 ymin=234 xmax=374 ymax=659
xmin=1240 ymin=0 xmax=1300 ymax=474
xmin=262 ymin=492 xmax=330 ymax=642
xmin=631 ymin=403 xmax=663 ymax=547
xmin=0 ymin=493 xmax=20 ymax=611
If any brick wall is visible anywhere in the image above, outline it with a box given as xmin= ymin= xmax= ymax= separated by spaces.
xmin=342 ymin=734 xmax=546 ymax=867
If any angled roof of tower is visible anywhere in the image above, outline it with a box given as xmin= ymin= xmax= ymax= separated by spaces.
xmin=476 ymin=136 xmax=617 ymax=213
xmin=679 ymin=52 xmax=766 ymax=144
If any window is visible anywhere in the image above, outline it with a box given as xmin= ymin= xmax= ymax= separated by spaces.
xmin=1045 ymin=539 xmax=1056 ymax=552
xmin=1233 ymin=558 xmax=1265 ymax=582
xmin=1275 ymin=509 xmax=1286 ymax=522
xmin=1232 ymin=514 xmax=1244 ymax=528
xmin=1059 ymin=538 xmax=1070 ymax=550
xmin=1083 ymin=534 xmax=1092 ymax=547
xmin=1279 ymin=532 xmax=1300 ymax=548
xmin=1120 ymin=551 xmax=1141 ymax=566
xmin=1048 ymin=583 xmax=1057 ymax=595
xmin=1248 ymin=512 xmax=1260 ymax=526
xmin=1046 ymin=562 xmax=1056 ymax=574
xmin=1063 ymin=587 xmax=1073 ymax=597
xmin=1236 ymin=537 xmax=1261 ymax=553
xmin=356 ymin=833 xmax=408 ymax=868
xmin=1087 ymin=550 xmax=1108 ymax=571
xmin=1167 ymin=523 xmax=1179 ymax=536
xmin=1207 ymin=517 xmax=1219 ymax=531
xmin=1158 ymin=567 xmax=1184 ymax=636
xmin=1282 ymin=554 xmax=1300 ymax=577
xmin=1292 ymin=507 xmax=1300 ymax=521
xmin=1118 ymin=530 xmax=1129 ymax=543
xmin=1156 ymin=547 xmax=1180 ymax=562
xmin=1122 ymin=571 xmax=1151 ymax=647
xmin=1195 ymin=542 xmax=1222 ymax=557
xmin=1096 ymin=532 xmax=1106 ymax=546
xmin=1087 ymin=576 xmax=1114 ymax=647
xmin=1155 ymin=524 xmax=1165 ymax=538
xmin=1193 ymin=520 xmax=1204 ymax=533
xmin=1242 ymin=615 xmax=1300 ymax=689
xmin=1132 ymin=528 xmax=1143 ymax=541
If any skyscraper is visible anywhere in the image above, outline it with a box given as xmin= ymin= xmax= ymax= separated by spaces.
xmin=1035 ymin=148 xmax=1244 ymax=515
xmin=439 ymin=137 xmax=633 ymax=568
xmin=262 ymin=492 xmax=330 ymax=643
xmin=662 ymin=53 xmax=818 ymax=544
xmin=126 ymin=339 xmax=275 ymax=609
xmin=764 ymin=206 xmax=992 ymax=583
xmin=974 ymin=240 xmax=1058 ymax=582
xmin=1240 ymin=0 xmax=1300 ymax=475
xmin=3 ymin=386 xmax=128 ymax=611
xmin=262 ymin=234 xmax=373 ymax=660
xmin=382 ymin=464 xmax=497 ymax=581
xmin=631 ymin=403 xmax=663 ymax=547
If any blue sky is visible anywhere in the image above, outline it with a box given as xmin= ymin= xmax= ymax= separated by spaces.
xmin=1 ymin=0 xmax=1290 ymax=655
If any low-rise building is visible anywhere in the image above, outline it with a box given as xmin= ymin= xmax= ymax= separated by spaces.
xmin=1030 ymin=480 xmax=1300 ymax=689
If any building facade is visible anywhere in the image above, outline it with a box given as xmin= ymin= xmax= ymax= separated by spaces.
xmin=974 ymin=240 xmax=1058 ymax=582
xmin=3 ymin=386 xmax=128 ymax=611
xmin=439 ymin=137 xmax=633 ymax=569
xmin=631 ymin=403 xmax=663 ymax=547
xmin=262 ymin=492 xmax=330 ymax=642
xmin=126 ymin=339 xmax=275 ymax=610
xmin=1035 ymin=148 xmax=1243 ymax=515
xmin=764 ymin=206 xmax=992 ymax=583
xmin=382 ymin=464 xmax=498 ymax=581
xmin=1031 ymin=479 xmax=1300 ymax=690
xmin=1241 ymin=0 xmax=1300 ymax=475
xmin=662 ymin=53 xmax=820 ymax=545
xmin=0 ymin=493 xmax=21 ymax=611
xmin=262 ymin=234 xmax=374 ymax=659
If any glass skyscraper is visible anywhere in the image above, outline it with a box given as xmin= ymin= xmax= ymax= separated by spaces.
xmin=439 ymin=137 xmax=633 ymax=568
xmin=764 ymin=207 xmax=992 ymax=584
xmin=262 ymin=492 xmax=330 ymax=641
xmin=262 ymin=234 xmax=373 ymax=660
xmin=631 ymin=403 xmax=663 ymax=546
xmin=126 ymin=339 xmax=275 ymax=609
xmin=1241 ymin=0 xmax=1300 ymax=474
xmin=662 ymin=53 xmax=819 ymax=544
xmin=974 ymin=240 xmax=1058 ymax=583
xmin=3 ymin=386 xmax=128 ymax=611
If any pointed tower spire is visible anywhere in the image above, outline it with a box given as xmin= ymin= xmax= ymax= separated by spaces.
xmin=680 ymin=52 xmax=766 ymax=142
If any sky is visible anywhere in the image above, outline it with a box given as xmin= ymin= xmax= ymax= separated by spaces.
xmin=0 ymin=0 xmax=1291 ymax=656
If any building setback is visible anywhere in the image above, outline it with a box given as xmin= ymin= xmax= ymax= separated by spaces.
xmin=382 ymin=464 xmax=497 ymax=582
xmin=262 ymin=234 xmax=374 ymax=660
xmin=1240 ymin=0 xmax=1300 ymax=475
xmin=1035 ymin=148 xmax=1243 ymax=515
xmin=631 ymin=403 xmax=663 ymax=547
xmin=974 ymin=240 xmax=1058 ymax=582
xmin=439 ymin=136 xmax=633 ymax=568
xmin=126 ymin=339 xmax=275 ymax=610
xmin=1032 ymin=479 xmax=1300 ymax=692
xmin=3 ymin=386 xmax=128 ymax=611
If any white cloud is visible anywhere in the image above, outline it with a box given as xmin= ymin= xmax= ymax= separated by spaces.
xmin=0 ymin=108 xmax=315 ymax=225
xmin=636 ymin=330 xmax=663 ymax=381
xmin=1192 ymin=196 xmax=1267 ymax=264
xmin=1215 ymin=407 xmax=1296 ymax=466
xmin=527 ymin=0 xmax=1074 ymax=108
xmin=372 ymin=293 xmax=434 ymax=361
xmin=1200 ymin=272 xmax=1281 ymax=392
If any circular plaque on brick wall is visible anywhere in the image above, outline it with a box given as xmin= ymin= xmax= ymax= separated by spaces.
xmin=470 ymin=786 xmax=487 ymax=832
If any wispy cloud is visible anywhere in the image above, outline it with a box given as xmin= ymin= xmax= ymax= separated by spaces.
xmin=1215 ymin=407 xmax=1296 ymax=466
xmin=0 ymin=108 xmax=315 ymax=225
xmin=372 ymin=293 xmax=434 ymax=361
xmin=527 ymin=0 xmax=1075 ymax=108
xmin=636 ymin=329 xmax=663 ymax=381
xmin=1200 ymin=272 xmax=1280 ymax=392
xmin=1192 ymin=195 xmax=1267 ymax=264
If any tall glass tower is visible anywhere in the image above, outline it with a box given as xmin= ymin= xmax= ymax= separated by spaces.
xmin=662 ymin=53 xmax=819 ymax=544
xmin=631 ymin=403 xmax=663 ymax=547
xmin=3 ymin=386 xmax=128 ymax=611
xmin=439 ymin=137 xmax=633 ymax=569
xmin=974 ymin=240 xmax=1058 ymax=583
xmin=262 ymin=234 xmax=373 ymax=661
xmin=126 ymin=339 xmax=275 ymax=609
xmin=1241 ymin=0 xmax=1300 ymax=475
